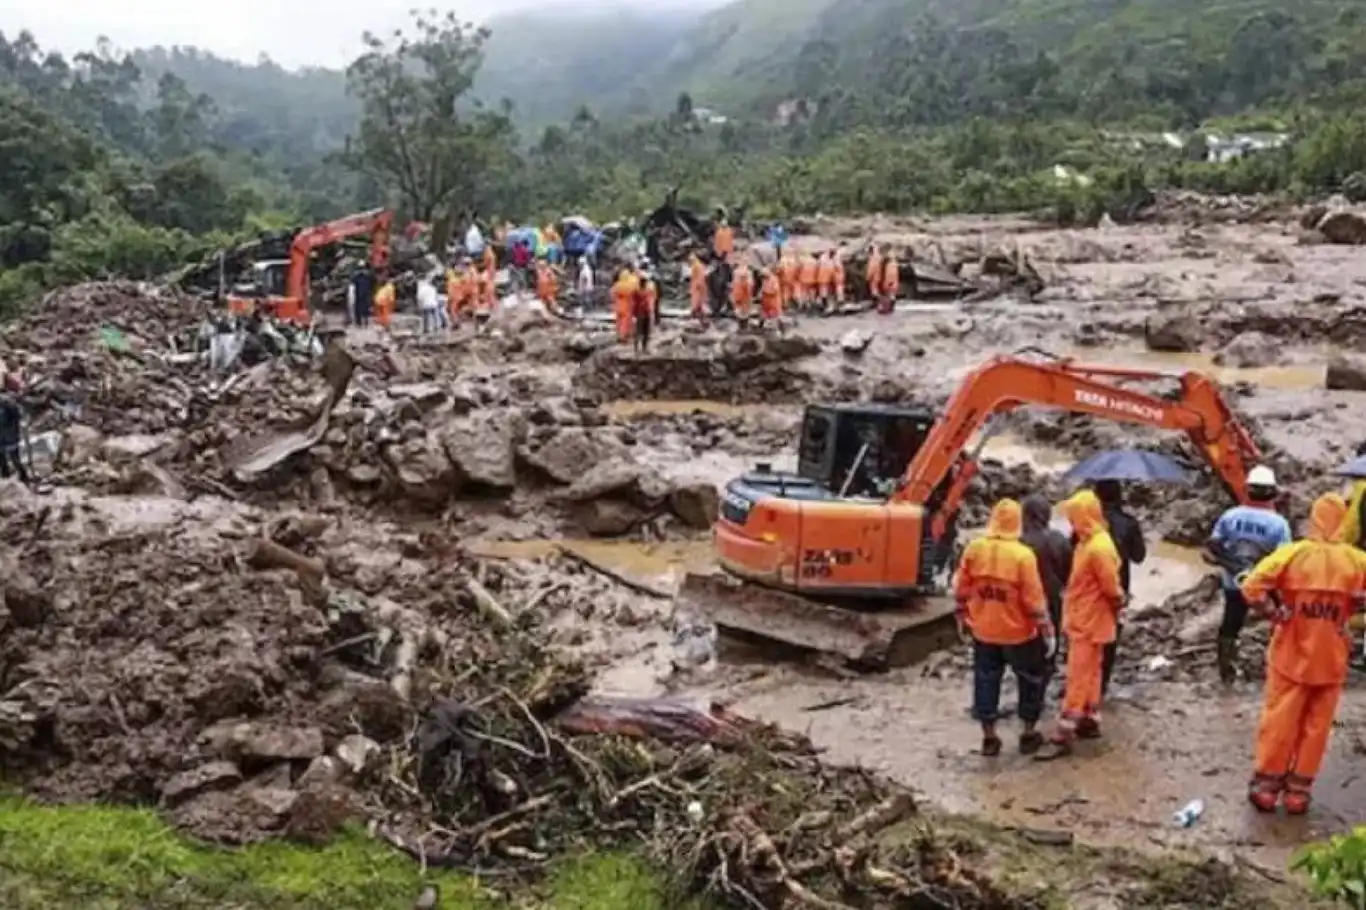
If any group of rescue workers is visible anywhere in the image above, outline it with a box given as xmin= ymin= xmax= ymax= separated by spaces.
xmin=685 ymin=222 xmax=906 ymax=324
xmin=358 ymin=217 xmax=911 ymax=348
xmin=958 ymin=464 xmax=1366 ymax=816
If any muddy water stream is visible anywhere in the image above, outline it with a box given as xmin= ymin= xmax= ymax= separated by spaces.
xmin=1074 ymin=348 xmax=1327 ymax=390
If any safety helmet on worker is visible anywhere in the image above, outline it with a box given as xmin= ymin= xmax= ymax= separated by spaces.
xmin=1247 ymin=465 xmax=1278 ymax=502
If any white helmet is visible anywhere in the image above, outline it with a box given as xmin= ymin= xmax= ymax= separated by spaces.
xmin=1247 ymin=465 xmax=1277 ymax=488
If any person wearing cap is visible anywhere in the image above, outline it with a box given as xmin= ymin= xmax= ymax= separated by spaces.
xmin=1207 ymin=465 xmax=1293 ymax=684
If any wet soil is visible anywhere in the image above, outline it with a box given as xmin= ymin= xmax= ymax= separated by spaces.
xmin=3 ymin=199 xmax=1366 ymax=888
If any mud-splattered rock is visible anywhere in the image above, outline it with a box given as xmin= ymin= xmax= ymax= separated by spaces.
xmin=518 ymin=427 xmax=622 ymax=484
xmin=388 ymin=434 xmax=456 ymax=504
xmin=442 ymin=411 xmax=519 ymax=491
xmin=1319 ymin=210 xmax=1366 ymax=245
xmin=1327 ymin=355 xmax=1366 ymax=391
xmin=204 ymin=722 xmax=325 ymax=763
xmin=669 ymin=482 xmax=719 ymax=529
xmin=1144 ymin=314 xmax=1202 ymax=352
xmin=563 ymin=458 xmax=668 ymax=507
xmin=4 ymin=573 xmax=51 ymax=627
xmin=574 ymin=499 xmax=647 ymax=536
xmin=839 ymin=329 xmax=872 ymax=355
xmin=335 ymin=734 xmax=381 ymax=777
xmin=1215 ymin=332 xmax=1281 ymax=368
xmin=316 ymin=670 xmax=412 ymax=742
xmin=160 ymin=761 xmax=243 ymax=807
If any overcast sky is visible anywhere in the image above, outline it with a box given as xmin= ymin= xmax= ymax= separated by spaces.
xmin=0 ymin=0 xmax=716 ymax=69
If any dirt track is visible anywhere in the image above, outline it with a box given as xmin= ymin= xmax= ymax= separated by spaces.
xmin=2 ymin=198 xmax=1365 ymax=896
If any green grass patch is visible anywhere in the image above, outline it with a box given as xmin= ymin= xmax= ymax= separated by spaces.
xmin=0 ymin=797 xmax=688 ymax=909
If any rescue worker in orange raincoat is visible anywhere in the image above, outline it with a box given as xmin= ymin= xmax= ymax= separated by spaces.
xmin=713 ymin=219 xmax=734 ymax=262
xmin=797 ymin=251 xmax=819 ymax=312
xmin=816 ymin=251 xmax=836 ymax=313
xmin=535 ymin=261 xmax=559 ymax=312
xmin=955 ymin=498 xmax=1054 ymax=756
xmin=474 ymin=267 xmax=495 ymax=321
xmin=877 ymin=246 xmax=899 ymax=315
xmin=611 ymin=269 xmax=640 ymax=344
xmin=445 ymin=264 xmax=468 ymax=323
xmin=864 ymin=244 xmax=883 ymax=303
xmin=832 ymin=247 xmax=847 ymax=307
xmin=778 ymin=250 xmax=798 ymax=308
xmin=374 ymin=277 xmax=396 ymax=329
xmin=730 ymin=261 xmax=754 ymax=322
xmin=1038 ymin=489 xmax=1124 ymax=760
xmin=633 ymin=269 xmax=657 ymax=353
xmin=481 ymin=243 xmax=497 ymax=277
xmin=1240 ymin=493 xmax=1366 ymax=814
xmin=759 ymin=266 xmax=783 ymax=324
xmin=689 ymin=254 xmax=709 ymax=321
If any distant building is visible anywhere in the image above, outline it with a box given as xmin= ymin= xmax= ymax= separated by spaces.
xmin=691 ymin=106 xmax=728 ymax=125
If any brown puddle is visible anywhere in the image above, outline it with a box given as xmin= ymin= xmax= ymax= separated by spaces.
xmin=467 ymin=537 xmax=714 ymax=590
xmin=1067 ymin=348 xmax=1325 ymax=390
xmin=603 ymin=400 xmax=756 ymax=419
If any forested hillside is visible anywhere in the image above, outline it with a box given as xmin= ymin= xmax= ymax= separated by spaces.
xmin=4 ymin=0 xmax=1366 ymax=313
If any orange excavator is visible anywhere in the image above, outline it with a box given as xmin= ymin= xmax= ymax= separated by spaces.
xmin=678 ymin=353 xmax=1262 ymax=669
xmin=227 ymin=208 xmax=394 ymax=325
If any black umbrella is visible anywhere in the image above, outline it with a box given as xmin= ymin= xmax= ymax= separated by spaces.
xmin=1061 ymin=448 xmax=1192 ymax=485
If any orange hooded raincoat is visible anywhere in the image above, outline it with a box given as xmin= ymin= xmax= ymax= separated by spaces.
xmin=1054 ymin=490 xmax=1123 ymax=736
xmin=611 ymin=271 xmax=639 ymax=342
xmin=1240 ymin=493 xmax=1366 ymax=811
xmin=689 ymin=255 xmax=708 ymax=318
xmin=954 ymin=499 xmax=1050 ymax=645
xmin=730 ymin=265 xmax=754 ymax=318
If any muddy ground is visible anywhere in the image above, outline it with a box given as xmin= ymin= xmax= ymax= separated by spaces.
xmin=2 ymin=197 xmax=1365 ymax=901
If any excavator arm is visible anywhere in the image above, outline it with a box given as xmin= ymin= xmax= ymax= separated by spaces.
xmin=285 ymin=208 xmax=394 ymax=302
xmin=894 ymin=355 xmax=1261 ymax=540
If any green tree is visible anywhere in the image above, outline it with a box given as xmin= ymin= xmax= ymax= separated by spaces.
xmin=342 ymin=9 xmax=517 ymax=221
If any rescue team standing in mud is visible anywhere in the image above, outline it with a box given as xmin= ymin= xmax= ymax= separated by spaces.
xmin=958 ymin=466 xmax=1366 ymax=816
xmin=338 ymin=216 xmax=901 ymax=349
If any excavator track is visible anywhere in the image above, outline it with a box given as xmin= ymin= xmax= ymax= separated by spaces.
xmin=677 ymin=572 xmax=959 ymax=672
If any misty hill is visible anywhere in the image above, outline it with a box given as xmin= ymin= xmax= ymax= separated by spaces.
xmin=480 ymin=0 xmax=1365 ymax=123
xmin=473 ymin=6 xmax=704 ymax=123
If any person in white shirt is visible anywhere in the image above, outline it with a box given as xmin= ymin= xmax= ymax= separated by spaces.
xmin=417 ymin=274 xmax=441 ymax=334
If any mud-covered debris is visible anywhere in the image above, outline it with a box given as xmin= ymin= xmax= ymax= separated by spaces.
xmin=205 ymin=722 xmax=326 ymax=763
xmin=669 ymin=482 xmax=719 ymax=529
xmin=1215 ymin=331 xmax=1281 ymax=368
xmin=840 ymin=328 xmax=873 ymax=354
xmin=1144 ymin=313 xmax=1203 ymax=352
xmin=575 ymin=498 xmax=648 ymax=535
xmin=1318 ymin=210 xmax=1366 ymax=245
xmin=161 ymin=761 xmax=243 ymax=806
xmin=442 ymin=410 xmax=520 ymax=491
xmin=1327 ymin=355 xmax=1366 ymax=391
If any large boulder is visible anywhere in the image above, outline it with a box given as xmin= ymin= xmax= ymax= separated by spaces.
xmin=441 ymin=409 xmax=521 ymax=492
xmin=562 ymin=457 xmax=669 ymax=508
xmin=669 ymin=482 xmax=719 ymax=529
xmin=1318 ymin=210 xmax=1366 ymax=245
xmin=1143 ymin=314 xmax=1202 ymax=353
xmin=1214 ymin=331 xmax=1281 ymax=368
xmin=517 ymin=427 xmax=625 ymax=484
xmin=574 ymin=499 xmax=648 ymax=536
xmin=1327 ymin=355 xmax=1366 ymax=391
xmin=387 ymin=434 xmax=456 ymax=504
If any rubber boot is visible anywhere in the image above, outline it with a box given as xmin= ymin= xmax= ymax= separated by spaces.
xmin=1248 ymin=774 xmax=1282 ymax=813
xmin=1283 ymin=776 xmax=1313 ymax=815
xmin=1217 ymin=636 xmax=1238 ymax=684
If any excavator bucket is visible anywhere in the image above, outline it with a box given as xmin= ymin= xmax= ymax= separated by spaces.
xmin=677 ymin=572 xmax=959 ymax=671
